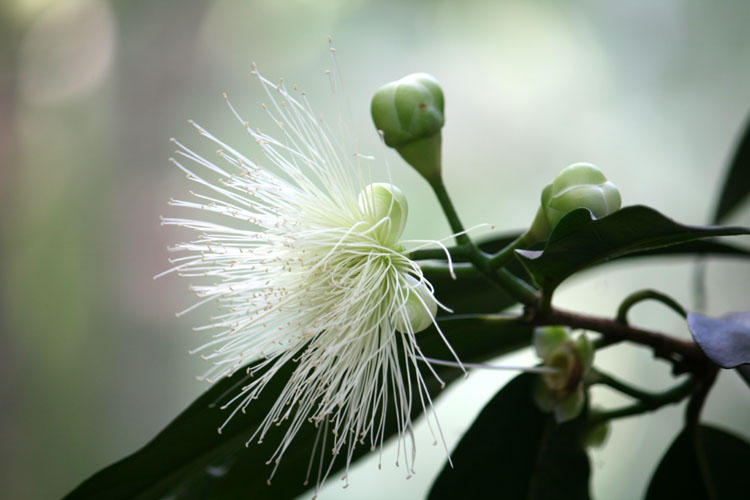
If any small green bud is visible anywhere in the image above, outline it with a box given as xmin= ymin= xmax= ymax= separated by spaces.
xmin=371 ymin=73 xmax=445 ymax=183
xmin=371 ymin=73 xmax=444 ymax=148
xmin=527 ymin=163 xmax=621 ymax=243
xmin=394 ymin=276 xmax=438 ymax=334
xmin=543 ymin=163 xmax=621 ymax=227
xmin=533 ymin=328 xmax=594 ymax=422
xmin=358 ymin=183 xmax=408 ymax=248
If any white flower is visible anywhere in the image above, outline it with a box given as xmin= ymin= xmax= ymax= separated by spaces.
xmin=159 ymin=60 xmax=461 ymax=490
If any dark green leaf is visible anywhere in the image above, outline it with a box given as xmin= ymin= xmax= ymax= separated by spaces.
xmin=428 ymin=373 xmax=590 ymax=500
xmin=645 ymin=425 xmax=750 ymax=500
xmin=619 ymin=239 xmax=750 ymax=260
xmin=419 ymin=227 xmax=749 ymax=316
xmin=687 ymin=312 xmax=750 ymax=368
xmin=714 ymin=116 xmax=750 ymax=223
xmin=515 ymin=205 xmax=750 ymax=293
xmin=476 ymin=232 xmax=750 ymax=262
xmin=64 ymin=319 xmax=533 ymax=500
xmin=425 ymin=265 xmax=526 ymax=315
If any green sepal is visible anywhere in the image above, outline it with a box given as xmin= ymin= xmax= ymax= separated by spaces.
xmin=534 ymin=326 xmax=571 ymax=359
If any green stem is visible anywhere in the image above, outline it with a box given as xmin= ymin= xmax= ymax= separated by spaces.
xmin=493 ymin=269 xmax=540 ymax=306
xmin=590 ymin=369 xmax=670 ymax=402
xmin=430 ymin=181 xmax=474 ymax=248
xmin=487 ymin=232 xmax=531 ymax=269
xmin=429 ymin=180 xmax=540 ymax=306
xmin=430 ymin=181 xmax=489 ymax=270
xmin=616 ymin=288 xmax=687 ymax=324
xmin=588 ymin=377 xmax=694 ymax=426
xmin=409 ymin=245 xmax=466 ymax=261
xmin=418 ymin=262 xmax=478 ymax=278
xmin=420 ymin=259 xmax=538 ymax=306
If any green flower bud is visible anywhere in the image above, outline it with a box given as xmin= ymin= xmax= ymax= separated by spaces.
xmin=533 ymin=328 xmax=594 ymax=422
xmin=527 ymin=163 xmax=621 ymax=243
xmin=543 ymin=163 xmax=621 ymax=227
xmin=394 ymin=276 xmax=438 ymax=334
xmin=371 ymin=73 xmax=445 ymax=183
xmin=358 ymin=183 xmax=408 ymax=248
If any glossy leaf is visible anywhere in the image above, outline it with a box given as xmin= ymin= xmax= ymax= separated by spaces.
xmin=428 ymin=373 xmax=590 ymax=500
xmin=420 ymin=229 xmax=750 ymax=316
xmin=620 ymin=239 xmax=750 ymax=260
xmin=515 ymin=205 xmax=750 ymax=293
xmin=714 ymin=116 xmax=750 ymax=223
xmin=64 ymin=318 xmax=533 ymax=500
xmin=646 ymin=425 xmax=750 ymax=499
xmin=446 ymin=231 xmax=750 ymax=262
xmin=687 ymin=311 xmax=750 ymax=368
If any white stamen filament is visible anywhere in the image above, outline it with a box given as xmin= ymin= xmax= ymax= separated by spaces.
xmin=417 ymin=356 xmax=559 ymax=375
xmin=159 ymin=51 xmax=485 ymax=494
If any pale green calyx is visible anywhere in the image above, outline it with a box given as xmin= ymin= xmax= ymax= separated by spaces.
xmin=371 ymin=73 xmax=445 ymax=183
xmin=358 ymin=183 xmax=408 ymax=248
xmin=394 ymin=275 xmax=438 ymax=334
xmin=527 ymin=163 xmax=621 ymax=243
xmin=533 ymin=327 xmax=594 ymax=422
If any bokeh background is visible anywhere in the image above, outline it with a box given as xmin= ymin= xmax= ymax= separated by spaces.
xmin=1 ymin=0 xmax=749 ymax=499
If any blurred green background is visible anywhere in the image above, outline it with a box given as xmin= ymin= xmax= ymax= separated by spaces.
xmin=1 ymin=0 xmax=749 ymax=499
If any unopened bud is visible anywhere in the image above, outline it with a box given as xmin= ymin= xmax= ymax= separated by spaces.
xmin=358 ymin=183 xmax=408 ymax=248
xmin=543 ymin=163 xmax=621 ymax=227
xmin=394 ymin=276 xmax=438 ymax=334
xmin=527 ymin=163 xmax=621 ymax=242
xmin=371 ymin=73 xmax=445 ymax=183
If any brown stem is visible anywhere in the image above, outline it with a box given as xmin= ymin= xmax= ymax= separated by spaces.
xmin=685 ymin=364 xmax=719 ymax=427
xmin=525 ymin=306 xmax=706 ymax=370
